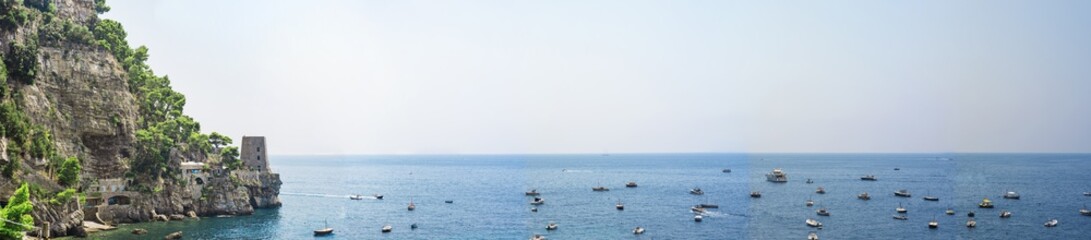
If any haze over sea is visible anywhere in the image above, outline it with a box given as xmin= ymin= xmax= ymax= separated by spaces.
xmin=87 ymin=153 xmax=1091 ymax=239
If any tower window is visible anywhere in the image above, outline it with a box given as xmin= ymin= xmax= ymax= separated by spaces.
xmin=257 ymin=147 xmax=261 ymax=152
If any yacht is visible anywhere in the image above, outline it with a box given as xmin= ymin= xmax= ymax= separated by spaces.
xmin=691 ymin=206 xmax=706 ymax=214
xmin=979 ymin=198 xmax=994 ymax=208
xmin=690 ymin=187 xmax=704 ymax=195
xmin=694 ymin=215 xmax=703 ymax=222
xmin=806 ymin=218 xmax=823 ymax=228
xmin=1084 ymin=192 xmax=1091 ymax=196
xmin=592 ymin=186 xmax=609 ymax=192
xmin=1044 ymin=219 xmax=1058 ymax=227
xmin=806 ymin=198 xmax=814 ymax=207
xmin=766 ymin=168 xmax=789 ymax=182
xmin=530 ymin=197 xmax=545 ymax=205
xmin=546 ymin=222 xmax=558 ymax=231
xmin=616 ymin=200 xmax=624 ymax=210
xmin=894 ymin=189 xmax=911 ymax=197
xmin=1003 ymin=191 xmax=1020 ymax=199
xmin=815 ymin=187 xmax=826 ymax=194
xmin=525 ymin=189 xmax=540 ymax=196
xmin=928 ymin=218 xmax=939 ymax=228
xmin=350 ymin=195 xmax=365 ymax=200
xmin=946 ymin=208 xmax=955 ymax=215
xmin=626 ymin=181 xmax=638 ymax=188
xmin=896 ymin=203 xmax=907 ymax=213
xmin=1080 ymin=204 xmax=1090 ymax=216
xmin=893 ymin=214 xmax=908 ymax=220
xmin=808 ymin=232 xmax=819 ymax=240
xmin=1000 ymin=210 xmax=1012 ymax=218
xmin=816 ymin=208 xmax=830 ymax=216
xmin=633 ymin=227 xmax=645 ymax=234
xmin=923 ymin=196 xmax=939 ymax=201
xmin=861 ymin=175 xmax=877 ymax=181
xmin=374 ymin=194 xmax=383 ymax=200
xmin=381 ymin=225 xmax=392 ymax=233
xmin=858 ymin=192 xmax=871 ymax=200
xmin=750 ymin=191 xmax=762 ymax=198
xmin=966 ymin=218 xmax=977 ymax=228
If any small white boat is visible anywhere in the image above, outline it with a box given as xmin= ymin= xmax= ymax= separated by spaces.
xmin=806 ymin=198 xmax=814 ymax=207
xmin=633 ymin=227 xmax=645 ymax=234
xmin=928 ymin=218 xmax=939 ymax=228
xmin=750 ymin=191 xmax=762 ymax=198
xmin=979 ymin=198 xmax=994 ymax=208
xmin=1044 ymin=219 xmax=1058 ymax=227
xmin=808 ymin=232 xmax=819 ymax=240
xmin=894 ymin=189 xmax=911 ymax=197
xmin=1003 ymin=191 xmax=1020 ymax=199
xmin=381 ymin=225 xmax=392 ymax=233
xmin=530 ymin=234 xmax=547 ymax=240
xmin=616 ymin=200 xmax=624 ymax=210
xmin=546 ymin=222 xmax=558 ymax=230
xmin=530 ymin=197 xmax=545 ymax=205
xmin=806 ymin=218 xmax=822 ymax=228
xmin=815 ymin=187 xmax=826 ymax=194
xmin=923 ymin=196 xmax=939 ymax=201
xmin=896 ymin=203 xmax=907 ymax=213
xmin=350 ymin=195 xmax=365 ymax=200
xmin=1084 ymin=192 xmax=1091 ymax=196
xmin=525 ymin=189 xmax=540 ymax=196
xmin=860 ymin=175 xmax=877 ymax=181
xmin=816 ymin=208 xmax=830 ymax=216
xmin=694 ymin=215 xmax=703 ymax=222
xmin=858 ymin=192 xmax=871 ymax=200
xmin=1080 ymin=204 xmax=1090 ymax=216
xmin=691 ymin=206 xmax=706 ymax=214
xmin=314 ymin=220 xmax=334 ymax=236
xmin=408 ymin=198 xmax=416 ymax=211
xmin=530 ymin=207 xmax=538 ymax=212
xmin=690 ymin=187 xmax=704 ymax=195
xmin=966 ymin=218 xmax=977 ymax=228
xmin=893 ymin=214 xmax=908 ymax=220
xmin=1000 ymin=210 xmax=1012 ymax=218
xmin=626 ymin=182 xmax=638 ymax=188
xmin=946 ymin=208 xmax=955 ymax=215
xmin=592 ymin=186 xmax=609 ymax=192
xmin=374 ymin=194 xmax=383 ymax=200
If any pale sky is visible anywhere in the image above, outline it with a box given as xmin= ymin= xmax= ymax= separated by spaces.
xmin=104 ymin=0 xmax=1091 ymax=155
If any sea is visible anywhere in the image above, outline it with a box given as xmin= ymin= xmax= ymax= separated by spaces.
xmin=83 ymin=153 xmax=1091 ymax=239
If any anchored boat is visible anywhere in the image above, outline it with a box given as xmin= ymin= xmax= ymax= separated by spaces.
xmin=766 ymin=168 xmax=789 ymax=182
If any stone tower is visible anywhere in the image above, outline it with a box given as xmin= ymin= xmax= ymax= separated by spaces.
xmin=240 ymin=136 xmax=270 ymax=172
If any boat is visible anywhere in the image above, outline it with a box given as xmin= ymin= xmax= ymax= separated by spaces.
xmin=530 ymin=197 xmax=545 ymax=205
xmin=592 ymin=186 xmax=609 ymax=192
xmin=806 ymin=198 xmax=814 ymax=207
xmin=350 ymin=195 xmax=365 ymax=200
xmin=690 ymin=187 xmax=704 ymax=195
xmin=445 ymin=200 xmax=454 ymax=204
xmin=766 ymin=168 xmax=789 ymax=182
xmin=858 ymin=192 xmax=871 ymax=200
xmin=546 ymin=222 xmax=558 ymax=231
xmin=722 ymin=169 xmax=731 ymax=173
xmin=1003 ymin=191 xmax=1020 ymax=199
xmin=1044 ymin=219 xmax=1058 ymax=227
xmin=694 ymin=215 xmax=703 ymax=222
xmin=750 ymin=191 xmax=762 ymax=198
xmin=894 ymin=189 xmax=911 ymax=197
xmin=808 ymin=232 xmax=819 ymax=240
xmin=531 ymin=207 xmax=538 ymax=212
xmin=978 ymin=198 xmax=994 ymax=208
xmin=816 ymin=208 xmax=830 ymax=216
xmin=923 ymin=196 xmax=939 ymax=201
xmin=893 ymin=214 xmax=908 ymax=220
xmin=815 ymin=187 xmax=826 ymax=194
xmin=530 ymin=234 xmax=547 ymax=240
xmin=691 ymin=206 xmax=706 ymax=214
xmin=1000 ymin=210 xmax=1012 ymax=218
xmin=411 ymin=223 xmax=418 ymax=229
xmin=946 ymin=208 xmax=955 ymax=215
xmin=525 ymin=189 xmax=540 ymax=196
xmin=616 ymin=200 xmax=624 ymax=210
xmin=381 ymin=225 xmax=392 ymax=233
xmin=968 ymin=211 xmax=975 ymax=217
xmin=408 ymin=198 xmax=416 ymax=211
xmin=314 ymin=220 xmax=334 ymax=236
xmin=806 ymin=218 xmax=822 ymax=228
xmin=805 ymin=178 xmax=813 ymax=184
xmin=1085 ymin=192 xmax=1091 ymax=196
xmin=894 ymin=168 xmax=900 ymax=171
xmin=928 ymin=218 xmax=939 ymax=228
xmin=966 ymin=218 xmax=976 ymax=228
xmin=626 ymin=181 xmax=638 ymax=188
xmin=633 ymin=227 xmax=645 ymax=234
xmin=1080 ymin=204 xmax=1090 ymax=216
xmin=896 ymin=203 xmax=907 ymax=213
xmin=698 ymin=203 xmax=719 ymax=208
xmin=374 ymin=194 xmax=384 ymax=200
xmin=861 ymin=175 xmax=877 ymax=181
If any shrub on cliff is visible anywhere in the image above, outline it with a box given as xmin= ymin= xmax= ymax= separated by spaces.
xmin=94 ymin=0 xmax=109 ymax=14
xmin=40 ymin=19 xmax=94 ymax=45
xmin=0 ymin=183 xmax=34 ymax=239
xmin=57 ymin=156 xmax=80 ymax=186
xmin=0 ymin=0 xmax=30 ymax=28
xmin=4 ymin=40 xmax=39 ymax=84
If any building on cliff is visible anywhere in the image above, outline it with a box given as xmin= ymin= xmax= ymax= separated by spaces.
xmin=241 ymin=136 xmax=270 ymax=172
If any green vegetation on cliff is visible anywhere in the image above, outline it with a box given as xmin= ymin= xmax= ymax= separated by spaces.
xmin=0 ymin=183 xmax=33 ymax=239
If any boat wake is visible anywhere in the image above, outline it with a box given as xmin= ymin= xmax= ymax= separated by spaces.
xmin=281 ymin=192 xmax=366 ymax=199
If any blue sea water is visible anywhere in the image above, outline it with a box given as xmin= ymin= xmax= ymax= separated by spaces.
xmin=86 ymin=153 xmax=1091 ymax=239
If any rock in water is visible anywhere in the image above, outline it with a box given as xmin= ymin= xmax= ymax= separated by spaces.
xmin=169 ymin=214 xmax=186 ymax=220
xmin=164 ymin=231 xmax=183 ymax=239
xmin=132 ymin=228 xmax=148 ymax=235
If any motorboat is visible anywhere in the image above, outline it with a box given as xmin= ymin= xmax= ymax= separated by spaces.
xmin=633 ymin=227 xmax=645 ymax=234
xmin=1000 ymin=210 xmax=1012 ymax=218
xmin=350 ymin=195 xmax=365 ymax=200
xmin=979 ymin=198 xmax=994 ymax=208
xmin=858 ymin=192 xmax=870 ymax=200
xmin=626 ymin=181 xmax=638 ymax=188
xmin=592 ymin=186 xmax=609 ymax=192
xmin=530 ymin=234 xmax=547 ymax=240
xmin=1003 ymin=191 xmax=1020 ymax=199
xmin=893 ymin=214 xmax=908 ymax=220
xmin=896 ymin=203 xmax=907 ymax=213
xmin=1044 ymin=219 xmax=1058 ymax=227
xmin=698 ymin=203 xmax=719 ymax=208
xmin=750 ymin=191 xmax=762 ymax=198
xmin=690 ymin=187 xmax=704 ymax=195
xmin=808 ymin=232 xmax=819 ymax=240
xmin=861 ymin=175 xmax=877 ymax=181
xmin=1084 ymin=192 xmax=1091 ymax=196
xmin=530 ymin=197 xmax=545 ymax=205
xmin=894 ymin=168 xmax=900 ymax=171
xmin=546 ymin=222 xmax=558 ymax=231
xmin=766 ymin=168 xmax=789 ymax=182
xmin=411 ymin=223 xmax=417 ymax=229
xmin=694 ymin=215 xmax=703 ymax=222
xmin=806 ymin=218 xmax=822 ymax=228
xmin=946 ymin=208 xmax=955 ymax=215
xmin=805 ymin=178 xmax=814 ymax=184
xmin=815 ymin=187 xmax=826 ymax=194
xmin=445 ymin=200 xmax=454 ymax=204
xmin=928 ymin=218 xmax=939 ymax=228
xmin=894 ymin=189 xmax=911 ymax=197
xmin=806 ymin=198 xmax=814 ymax=207
xmin=691 ymin=206 xmax=706 ymax=214
xmin=374 ymin=194 xmax=383 ymax=200
xmin=966 ymin=218 xmax=976 ymax=228
xmin=923 ymin=196 xmax=939 ymax=201
xmin=816 ymin=208 xmax=830 ymax=216
xmin=525 ymin=189 xmax=540 ymax=196
xmin=381 ymin=225 xmax=392 ymax=233
xmin=531 ymin=207 xmax=538 ymax=212
xmin=314 ymin=220 xmax=333 ymax=236
xmin=722 ymin=168 xmax=731 ymax=173
xmin=968 ymin=211 xmax=975 ymax=217
xmin=1080 ymin=204 xmax=1090 ymax=216
xmin=616 ymin=200 xmax=624 ymax=210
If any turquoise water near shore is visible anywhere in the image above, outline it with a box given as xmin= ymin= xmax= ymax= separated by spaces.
xmin=86 ymin=153 xmax=1091 ymax=239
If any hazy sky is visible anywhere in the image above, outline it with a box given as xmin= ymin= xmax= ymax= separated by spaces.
xmin=104 ymin=0 xmax=1091 ymax=154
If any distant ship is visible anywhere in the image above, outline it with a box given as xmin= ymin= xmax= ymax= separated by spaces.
xmin=766 ymin=168 xmax=788 ymax=182
xmin=860 ymin=175 xmax=877 ymax=181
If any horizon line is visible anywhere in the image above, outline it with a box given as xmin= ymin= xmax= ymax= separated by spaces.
xmin=267 ymin=151 xmax=1091 ymax=157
